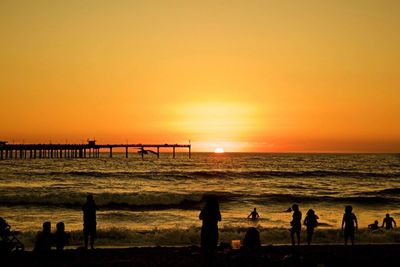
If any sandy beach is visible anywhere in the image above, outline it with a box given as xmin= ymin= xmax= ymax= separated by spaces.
xmin=4 ymin=244 xmax=400 ymax=267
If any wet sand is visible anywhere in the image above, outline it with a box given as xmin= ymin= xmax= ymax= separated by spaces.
xmin=4 ymin=244 xmax=400 ymax=267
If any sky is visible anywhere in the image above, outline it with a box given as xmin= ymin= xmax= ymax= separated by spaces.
xmin=0 ymin=0 xmax=399 ymax=152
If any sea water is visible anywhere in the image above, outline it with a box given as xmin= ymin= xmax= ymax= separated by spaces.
xmin=1 ymin=153 xmax=400 ymax=246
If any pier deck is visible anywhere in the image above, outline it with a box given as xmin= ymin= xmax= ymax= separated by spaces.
xmin=0 ymin=141 xmax=191 ymax=159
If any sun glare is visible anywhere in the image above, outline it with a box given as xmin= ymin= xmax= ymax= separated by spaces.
xmin=214 ymin=148 xmax=225 ymax=153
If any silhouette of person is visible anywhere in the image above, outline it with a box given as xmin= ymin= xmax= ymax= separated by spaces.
xmin=243 ymin=227 xmax=261 ymax=252
xmin=82 ymin=194 xmax=97 ymax=249
xmin=54 ymin=222 xmax=70 ymax=251
xmin=34 ymin=221 xmax=53 ymax=252
xmin=285 ymin=207 xmax=292 ymax=212
xmin=199 ymin=195 xmax=221 ymax=255
xmin=247 ymin=208 xmax=260 ymax=220
xmin=303 ymin=209 xmax=319 ymax=245
xmin=290 ymin=204 xmax=302 ymax=246
xmin=368 ymin=220 xmax=379 ymax=230
xmin=341 ymin=205 xmax=358 ymax=245
xmin=382 ymin=213 xmax=396 ymax=229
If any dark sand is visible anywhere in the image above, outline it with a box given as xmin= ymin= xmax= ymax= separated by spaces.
xmin=4 ymin=244 xmax=400 ymax=267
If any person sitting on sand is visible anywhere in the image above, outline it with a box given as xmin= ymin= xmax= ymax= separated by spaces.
xmin=341 ymin=205 xmax=358 ymax=245
xmin=303 ymin=209 xmax=319 ymax=245
xmin=54 ymin=222 xmax=70 ymax=251
xmin=82 ymin=194 xmax=97 ymax=249
xmin=368 ymin=220 xmax=380 ymax=230
xmin=290 ymin=204 xmax=302 ymax=246
xmin=382 ymin=213 xmax=396 ymax=230
xmin=243 ymin=227 xmax=261 ymax=252
xmin=34 ymin=221 xmax=53 ymax=252
xmin=199 ymin=195 xmax=221 ymax=255
xmin=247 ymin=208 xmax=260 ymax=220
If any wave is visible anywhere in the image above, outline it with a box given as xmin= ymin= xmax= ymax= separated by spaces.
xmin=373 ymin=188 xmax=400 ymax=195
xmin=1 ymin=188 xmax=400 ymax=210
xmin=0 ymin=191 xmax=239 ymax=210
xmin=254 ymin=193 xmax=399 ymax=205
xmin=16 ymin=169 xmax=400 ymax=179
xmin=17 ymin=227 xmax=400 ymax=248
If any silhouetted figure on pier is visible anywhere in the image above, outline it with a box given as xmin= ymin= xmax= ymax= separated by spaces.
xmin=83 ymin=194 xmax=97 ymax=249
xmin=199 ymin=195 xmax=221 ymax=257
xmin=34 ymin=221 xmax=52 ymax=252
xmin=382 ymin=213 xmax=396 ymax=229
xmin=54 ymin=222 xmax=70 ymax=251
xmin=290 ymin=204 xmax=302 ymax=246
xmin=341 ymin=205 xmax=358 ymax=245
xmin=368 ymin=220 xmax=379 ymax=230
xmin=247 ymin=208 xmax=260 ymax=220
xmin=303 ymin=209 xmax=319 ymax=245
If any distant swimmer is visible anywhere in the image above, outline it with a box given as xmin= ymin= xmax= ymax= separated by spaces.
xmin=284 ymin=207 xmax=292 ymax=213
xmin=368 ymin=220 xmax=379 ymax=230
xmin=382 ymin=214 xmax=396 ymax=229
xmin=247 ymin=208 xmax=260 ymax=220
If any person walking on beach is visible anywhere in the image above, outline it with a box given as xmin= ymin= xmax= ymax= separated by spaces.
xmin=199 ymin=195 xmax=221 ymax=255
xmin=82 ymin=194 xmax=97 ymax=249
xmin=247 ymin=207 xmax=260 ymax=220
xmin=382 ymin=213 xmax=396 ymax=229
xmin=341 ymin=205 xmax=358 ymax=245
xmin=303 ymin=209 xmax=319 ymax=245
xmin=290 ymin=204 xmax=302 ymax=246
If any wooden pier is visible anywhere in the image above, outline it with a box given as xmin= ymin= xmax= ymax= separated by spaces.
xmin=0 ymin=140 xmax=191 ymax=160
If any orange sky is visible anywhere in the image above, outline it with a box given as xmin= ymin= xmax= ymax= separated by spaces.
xmin=0 ymin=0 xmax=399 ymax=152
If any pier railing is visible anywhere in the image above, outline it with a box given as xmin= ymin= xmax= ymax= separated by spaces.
xmin=0 ymin=141 xmax=191 ymax=159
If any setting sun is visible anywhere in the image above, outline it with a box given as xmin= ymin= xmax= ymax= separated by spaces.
xmin=214 ymin=148 xmax=225 ymax=153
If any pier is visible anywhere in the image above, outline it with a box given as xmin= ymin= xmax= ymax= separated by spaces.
xmin=0 ymin=140 xmax=191 ymax=160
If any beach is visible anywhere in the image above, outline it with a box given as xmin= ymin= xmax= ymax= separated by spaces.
xmin=5 ymin=244 xmax=400 ymax=267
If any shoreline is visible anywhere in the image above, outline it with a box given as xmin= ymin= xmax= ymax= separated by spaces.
xmin=5 ymin=244 xmax=400 ymax=267
xmin=15 ymin=227 xmax=400 ymax=250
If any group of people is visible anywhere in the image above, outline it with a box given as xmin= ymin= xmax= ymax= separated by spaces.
xmin=34 ymin=194 xmax=97 ymax=251
xmin=289 ymin=204 xmax=397 ymax=246
xmin=31 ymin=194 xmax=397 ymax=252
xmin=199 ymin=197 xmax=398 ymax=254
xmin=34 ymin=221 xmax=70 ymax=251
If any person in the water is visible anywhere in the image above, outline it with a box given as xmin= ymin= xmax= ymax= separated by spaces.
xmin=247 ymin=208 xmax=260 ymax=220
xmin=341 ymin=205 xmax=358 ymax=245
xmin=303 ymin=209 xmax=319 ymax=245
xmin=368 ymin=220 xmax=379 ymax=230
xmin=290 ymin=204 xmax=302 ymax=246
xmin=382 ymin=213 xmax=396 ymax=229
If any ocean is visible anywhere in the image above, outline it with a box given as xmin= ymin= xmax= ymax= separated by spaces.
xmin=1 ymin=153 xmax=400 ymax=246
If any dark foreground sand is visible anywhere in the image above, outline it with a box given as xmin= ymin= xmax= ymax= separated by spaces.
xmin=4 ymin=244 xmax=400 ymax=267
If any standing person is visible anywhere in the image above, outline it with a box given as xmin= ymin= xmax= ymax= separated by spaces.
xmin=34 ymin=221 xmax=53 ymax=252
xmin=303 ymin=209 xmax=319 ymax=245
xmin=54 ymin=222 xmax=70 ymax=251
xmin=290 ymin=204 xmax=302 ymax=246
xmin=382 ymin=213 xmax=396 ymax=229
xmin=82 ymin=194 xmax=97 ymax=249
xmin=341 ymin=205 xmax=358 ymax=245
xmin=199 ymin=195 xmax=221 ymax=255
xmin=247 ymin=208 xmax=260 ymax=220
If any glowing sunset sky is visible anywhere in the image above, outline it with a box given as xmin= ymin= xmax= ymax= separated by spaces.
xmin=0 ymin=0 xmax=399 ymax=152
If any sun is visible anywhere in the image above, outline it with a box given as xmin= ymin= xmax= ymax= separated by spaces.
xmin=214 ymin=147 xmax=225 ymax=153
